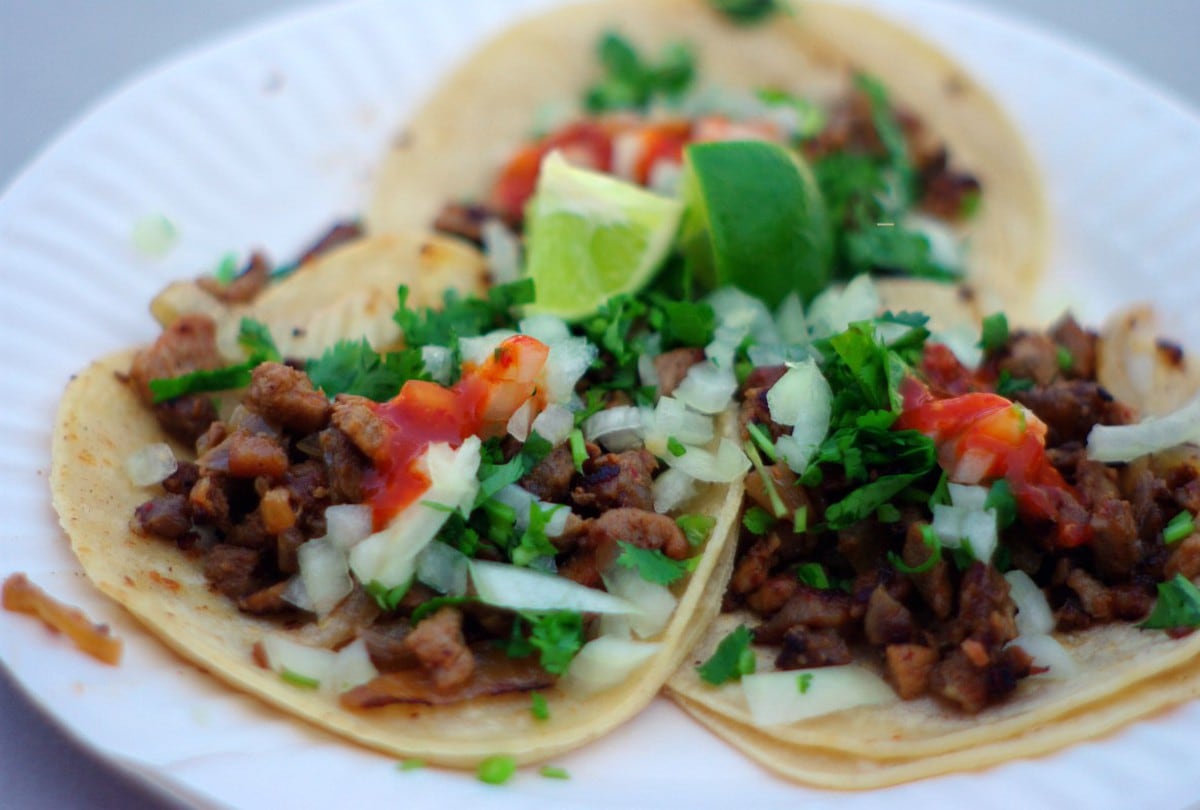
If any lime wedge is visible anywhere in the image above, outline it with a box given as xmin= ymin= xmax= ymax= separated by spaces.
xmin=523 ymin=151 xmax=684 ymax=321
xmin=680 ymin=141 xmax=832 ymax=306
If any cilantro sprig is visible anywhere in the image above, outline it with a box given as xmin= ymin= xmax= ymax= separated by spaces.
xmin=1141 ymin=574 xmax=1200 ymax=630
xmin=148 ymin=317 xmax=280 ymax=402
xmin=616 ymin=542 xmax=699 ymax=586
xmin=585 ymin=32 xmax=694 ymax=113
xmin=305 ymin=338 xmax=426 ymax=400
xmin=697 ymin=625 xmax=756 ymax=685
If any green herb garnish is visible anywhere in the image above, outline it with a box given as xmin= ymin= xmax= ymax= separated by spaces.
xmin=742 ymin=506 xmax=775 ymax=535
xmin=616 ymin=542 xmax=698 ymax=586
xmin=979 ymin=312 xmax=1009 ymax=352
xmin=305 ymin=338 xmax=426 ymax=400
xmin=677 ymin=513 xmax=716 ymax=547
xmin=539 ymin=766 xmax=570 ymax=780
xmin=697 ymin=625 xmax=756 ymax=685
xmin=1141 ymin=574 xmax=1200 ymax=630
xmin=530 ymin=692 xmax=550 ymax=721
xmin=1164 ymin=511 xmax=1196 ymax=545
xmin=477 ymin=755 xmax=517 ymax=785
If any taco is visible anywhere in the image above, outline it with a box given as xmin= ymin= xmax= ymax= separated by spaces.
xmin=51 ymin=223 xmax=747 ymax=767
xmin=368 ymin=0 xmax=1047 ymax=323
xmin=665 ymin=290 xmax=1200 ymax=787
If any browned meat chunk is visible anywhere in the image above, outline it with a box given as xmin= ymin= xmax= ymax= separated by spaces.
xmin=902 ymin=522 xmax=952 ymax=619
xmin=653 ymin=348 xmax=705 ymax=396
xmin=775 ymin=626 xmax=852 ymax=669
xmin=918 ymin=150 xmax=981 ymax=221
xmin=404 ymin=607 xmax=475 ymax=692
xmin=197 ymin=252 xmax=269 ymax=304
xmin=885 ymin=644 xmax=938 ymax=699
xmin=260 ymin=487 xmax=296 ymax=534
xmin=929 ymin=645 xmax=1031 ymax=714
xmin=1015 ymin=380 xmax=1135 ymax=446
xmin=1050 ymin=314 xmax=1096 ymax=380
xmin=730 ymin=533 xmax=781 ymax=600
xmin=128 ymin=314 xmax=224 ymax=405
xmin=755 ymin=586 xmax=857 ymax=644
xmin=1165 ymin=535 xmax=1200 ymax=581
xmin=294 ymin=221 xmax=363 ymax=266
xmin=320 ymin=427 xmax=368 ymax=504
xmin=744 ymin=464 xmax=812 ymax=526
xmin=587 ymin=507 xmax=690 ymax=561
xmin=360 ymin=621 xmax=417 ymax=672
xmin=999 ymin=333 xmax=1060 ymax=387
xmin=160 ymin=461 xmax=200 ymax=495
xmin=153 ymin=396 xmax=219 ymax=445
xmin=572 ymin=449 xmax=658 ymax=513
xmin=432 ymin=202 xmax=502 ymax=246
xmin=945 ymin=563 xmax=1017 ymax=648
xmin=204 ymin=544 xmax=261 ymax=598
xmin=1089 ymin=498 xmax=1140 ymax=581
xmin=130 ymin=494 xmax=192 ymax=540
xmin=202 ymin=431 xmax=289 ymax=479
xmin=331 ymin=395 xmax=390 ymax=465
xmin=746 ymin=574 xmax=799 ymax=616
xmin=863 ymin=585 xmax=915 ymax=645
xmin=520 ymin=443 xmax=577 ymax=502
xmin=340 ymin=650 xmax=553 ymax=709
xmin=1065 ymin=568 xmax=1113 ymax=621
xmin=245 ymin=362 xmax=331 ymax=433
xmin=189 ymin=474 xmax=231 ymax=530
xmin=237 ymin=581 xmax=293 ymax=614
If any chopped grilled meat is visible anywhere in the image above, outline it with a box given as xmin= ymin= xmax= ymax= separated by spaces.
xmin=586 ymin=507 xmax=691 ymax=562
xmin=432 ymin=202 xmax=503 ymax=246
xmin=730 ymin=533 xmax=781 ymax=598
xmin=520 ymin=443 xmax=577 ymax=502
xmin=572 ymin=449 xmax=658 ymax=513
xmin=331 ymin=395 xmax=391 ymax=465
xmin=754 ymin=586 xmax=858 ymax=645
xmin=294 ymin=221 xmax=363 ymax=266
xmin=1014 ymin=380 xmax=1135 ymax=445
xmin=197 ymin=252 xmax=269 ymax=304
xmin=653 ymin=348 xmax=706 ymax=397
xmin=153 ymin=396 xmax=219 ymax=445
xmin=776 ymin=626 xmax=852 ymax=669
xmin=340 ymin=650 xmax=554 ymax=709
xmin=203 ymin=544 xmax=262 ymax=599
xmin=999 ymin=333 xmax=1061 ymax=387
xmin=746 ymin=574 xmax=799 ymax=616
xmin=885 ymin=644 xmax=938 ymax=699
xmin=320 ymin=427 xmax=369 ymax=504
xmin=863 ymin=585 xmax=916 ymax=645
xmin=244 ymin=362 xmax=331 ymax=434
xmin=128 ymin=314 xmax=224 ymax=406
xmin=902 ymin=522 xmax=953 ymax=619
xmin=1050 ymin=314 xmax=1096 ymax=380
xmin=237 ymin=581 xmax=294 ymax=614
xmin=404 ymin=607 xmax=475 ymax=692
xmin=130 ymin=494 xmax=193 ymax=540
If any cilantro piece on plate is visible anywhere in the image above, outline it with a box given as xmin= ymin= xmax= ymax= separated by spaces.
xmin=477 ymin=755 xmax=517 ymax=785
xmin=1141 ymin=575 xmax=1200 ymax=630
xmin=539 ymin=766 xmax=570 ymax=780
xmin=697 ymin=625 xmax=756 ymax=685
xmin=616 ymin=542 xmax=698 ymax=586
xmin=505 ymin=612 xmax=585 ymax=676
xmin=304 ymin=338 xmax=426 ymax=400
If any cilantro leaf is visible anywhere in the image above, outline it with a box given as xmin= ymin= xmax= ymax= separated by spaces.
xmin=795 ymin=562 xmax=831 ymax=589
xmin=305 ymin=339 xmax=427 ymax=400
xmin=985 ymin=479 xmax=1018 ymax=530
xmin=523 ymin=611 xmax=585 ymax=675
xmin=616 ymin=542 xmax=698 ymax=586
xmin=393 ymin=280 xmax=532 ymax=367
xmin=1141 ymin=575 xmax=1200 ymax=630
xmin=510 ymin=503 xmax=561 ymax=567
xmin=697 ymin=625 xmax=756 ymax=685
xmin=365 ymin=578 xmax=413 ymax=612
xmin=474 ymin=433 xmax=554 ymax=509
xmin=979 ymin=312 xmax=1010 ymax=353
xmin=649 ymin=296 xmax=716 ymax=349
xmin=237 ymin=317 xmax=281 ymax=362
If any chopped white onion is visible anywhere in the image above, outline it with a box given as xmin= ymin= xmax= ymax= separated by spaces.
xmin=741 ymin=666 xmax=897 ymax=727
xmin=904 ymin=212 xmax=964 ymax=270
xmin=951 ymin=447 xmax=996 ymax=485
xmin=324 ymin=504 xmax=373 ymax=553
xmin=806 ymin=275 xmax=880 ymax=339
xmin=947 ymin=483 xmax=989 ymax=511
xmin=492 ymin=484 xmax=571 ymax=537
xmin=665 ymin=439 xmax=751 ymax=483
xmin=775 ymin=292 xmax=809 ymax=346
xmin=932 ymin=328 xmax=983 ymax=370
xmin=506 ymin=400 xmax=535 ymax=442
xmin=706 ymin=286 xmax=782 ymax=346
xmin=1013 ymin=633 xmax=1079 ymax=680
xmin=415 ymin=540 xmax=469 ymax=596
xmin=766 ymin=359 xmax=831 ymax=428
xmin=260 ymin=634 xmax=336 ymax=687
xmin=481 ymin=218 xmax=522 ymax=285
xmin=560 ymin=636 xmax=661 ymax=696
xmin=1087 ymin=392 xmax=1200 ymax=463
xmin=638 ymin=353 xmax=661 ymax=389
xmin=652 ymin=467 xmax=699 ymax=514
xmin=420 ymin=345 xmax=454 ymax=385
xmin=602 ymin=564 xmax=678 ymax=639
xmin=458 ymin=330 xmax=517 ymax=367
xmin=349 ymin=438 xmax=481 ymax=589
xmin=774 ymin=433 xmax=816 ymax=476
xmin=125 ymin=442 xmax=178 ymax=487
xmin=582 ymin=405 xmax=644 ymax=451
xmin=647 ymin=396 xmax=715 ymax=446
xmin=648 ymin=160 xmax=683 ymax=197
xmin=298 ymin=537 xmax=352 ymax=617
xmin=469 ymin=559 xmax=637 ymax=615
xmin=1005 ymin=570 xmax=1055 ymax=637
xmin=281 ymin=574 xmax=313 ymax=612
xmin=673 ymin=361 xmax=738 ymax=415
xmin=328 ymin=638 xmax=380 ymax=694
xmin=705 ymin=323 xmax=748 ymax=370
xmin=930 ymin=502 xmax=998 ymax=563
xmin=542 ymin=336 xmax=597 ymax=404
xmin=530 ymin=403 xmax=574 ymax=446
xmin=518 ymin=314 xmax=571 ymax=345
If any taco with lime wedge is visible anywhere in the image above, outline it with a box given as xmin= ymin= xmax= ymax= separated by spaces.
xmin=368 ymin=0 xmax=1047 ymax=323
xmin=665 ymin=288 xmax=1200 ymax=788
xmin=52 ymin=210 xmax=751 ymax=766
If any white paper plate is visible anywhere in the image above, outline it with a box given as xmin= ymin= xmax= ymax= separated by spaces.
xmin=3 ymin=1 xmax=1200 ymax=808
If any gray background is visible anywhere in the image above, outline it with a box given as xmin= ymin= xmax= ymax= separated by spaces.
xmin=2 ymin=1 xmax=1199 ymax=808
